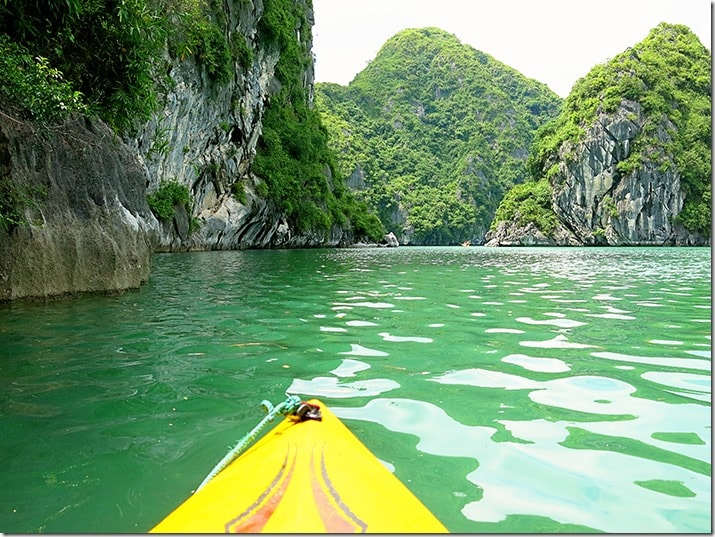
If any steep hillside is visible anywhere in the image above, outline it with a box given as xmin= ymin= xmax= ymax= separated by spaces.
xmin=0 ymin=0 xmax=383 ymax=300
xmin=316 ymin=27 xmax=562 ymax=245
xmin=487 ymin=22 xmax=711 ymax=246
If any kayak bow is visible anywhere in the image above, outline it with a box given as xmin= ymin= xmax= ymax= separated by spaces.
xmin=151 ymin=398 xmax=448 ymax=533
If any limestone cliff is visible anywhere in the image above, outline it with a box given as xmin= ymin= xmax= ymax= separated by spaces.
xmin=486 ymin=100 xmax=705 ymax=246
xmin=131 ymin=0 xmax=346 ymax=251
xmin=0 ymin=116 xmax=159 ymax=301
xmin=0 ymin=0 xmax=353 ymax=301
xmin=551 ymin=100 xmax=696 ymax=245
xmin=486 ymin=23 xmax=711 ymax=247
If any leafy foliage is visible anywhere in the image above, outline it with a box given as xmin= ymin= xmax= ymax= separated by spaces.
xmin=147 ymin=180 xmax=191 ymax=221
xmin=167 ymin=0 xmax=234 ymax=84
xmin=0 ymin=0 xmax=167 ymax=130
xmin=316 ymin=27 xmax=562 ymax=244
xmin=522 ymin=23 xmax=711 ymax=237
xmin=252 ymin=0 xmax=384 ymax=242
xmin=489 ymin=179 xmax=558 ymax=235
xmin=0 ymin=35 xmax=87 ymax=121
xmin=675 ymin=183 xmax=711 ymax=235
xmin=0 ymin=0 xmax=239 ymax=130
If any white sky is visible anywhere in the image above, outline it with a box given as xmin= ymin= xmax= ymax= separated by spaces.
xmin=311 ymin=0 xmax=712 ymax=97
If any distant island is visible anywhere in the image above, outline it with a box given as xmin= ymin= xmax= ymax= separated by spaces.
xmin=317 ymin=23 xmax=710 ymax=247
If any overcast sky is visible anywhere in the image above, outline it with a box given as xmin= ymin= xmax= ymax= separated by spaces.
xmin=311 ymin=0 xmax=712 ymax=97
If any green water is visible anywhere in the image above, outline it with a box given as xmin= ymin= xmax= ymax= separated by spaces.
xmin=0 ymin=246 xmax=710 ymax=533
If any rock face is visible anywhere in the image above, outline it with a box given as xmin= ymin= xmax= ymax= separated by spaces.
xmin=553 ymin=100 xmax=691 ymax=245
xmin=0 ymin=116 xmax=159 ymax=301
xmin=0 ymin=0 xmax=352 ymax=301
xmin=381 ymin=232 xmax=398 ymax=247
xmin=486 ymin=100 xmax=708 ymax=246
xmin=485 ymin=221 xmax=578 ymax=247
xmin=130 ymin=0 xmax=344 ymax=252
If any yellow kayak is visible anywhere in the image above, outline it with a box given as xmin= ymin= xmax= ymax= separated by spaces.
xmin=151 ymin=397 xmax=448 ymax=533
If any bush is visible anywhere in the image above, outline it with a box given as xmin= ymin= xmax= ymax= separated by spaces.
xmin=0 ymin=0 xmax=164 ymax=130
xmin=490 ymin=179 xmax=558 ymax=235
xmin=147 ymin=180 xmax=191 ymax=221
xmin=171 ymin=2 xmax=233 ymax=85
xmin=0 ymin=36 xmax=87 ymax=122
xmin=675 ymin=184 xmax=711 ymax=237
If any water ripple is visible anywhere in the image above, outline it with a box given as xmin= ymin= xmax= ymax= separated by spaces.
xmin=377 ymin=332 xmax=433 ymax=343
xmin=1 ymin=246 xmax=710 ymax=533
xmin=288 ymin=376 xmax=400 ymax=398
xmin=501 ymin=354 xmax=571 ymax=373
xmin=520 ymin=334 xmax=597 ymax=349
xmin=339 ymin=344 xmax=389 ymax=357
xmin=591 ymin=351 xmax=711 ymax=372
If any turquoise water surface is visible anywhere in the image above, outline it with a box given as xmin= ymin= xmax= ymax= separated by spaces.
xmin=0 ymin=246 xmax=711 ymax=532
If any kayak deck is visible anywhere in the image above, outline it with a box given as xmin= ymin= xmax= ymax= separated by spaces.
xmin=151 ymin=399 xmax=448 ymax=533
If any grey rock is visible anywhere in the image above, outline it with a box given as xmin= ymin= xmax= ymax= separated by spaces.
xmin=383 ymin=231 xmax=400 ymax=247
xmin=0 ymin=115 xmax=159 ymax=301
xmin=552 ymin=100 xmax=698 ymax=245
xmin=488 ymin=100 xmax=709 ymax=246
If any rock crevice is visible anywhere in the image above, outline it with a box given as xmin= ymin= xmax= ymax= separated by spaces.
xmin=486 ymin=100 xmax=707 ymax=247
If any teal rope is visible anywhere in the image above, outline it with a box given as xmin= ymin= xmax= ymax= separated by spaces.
xmin=195 ymin=395 xmax=302 ymax=492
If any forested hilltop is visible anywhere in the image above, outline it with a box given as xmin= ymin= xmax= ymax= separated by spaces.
xmin=316 ymin=27 xmax=562 ymax=245
xmin=318 ymin=23 xmax=710 ymax=247
xmin=486 ymin=23 xmax=711 ymax=246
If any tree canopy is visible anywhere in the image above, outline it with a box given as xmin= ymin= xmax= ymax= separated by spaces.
xmin=316 ymin=27 xmax=562 ymax=245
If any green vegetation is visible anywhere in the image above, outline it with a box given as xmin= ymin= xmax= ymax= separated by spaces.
xmin=0 ymin=36 xmax=87 ymax=122
xmin=0 ymin=179 xmax=45 ymax=232
xmin=489 ymin=179 xmax=558 ymax=235
xmin=0 ymin=0 xmax=165 ymax=129
xmin=316 ymin=27 xmax=561 ymax=244
xmin=519 ymin=23 xmax=711 ymax=237
xmin=167 ymin=0 xmax=235 ymax=84
xmin=251 ymin=0 xmax=384 ymax=242
xmin=147 ymin=180 xmax=191 ymax=221
xmin=0 ymin=0 xmax=237 ymax=130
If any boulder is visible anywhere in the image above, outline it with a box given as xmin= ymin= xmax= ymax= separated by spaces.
xmin=383 ymin=232 xmax=400 ymax=247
